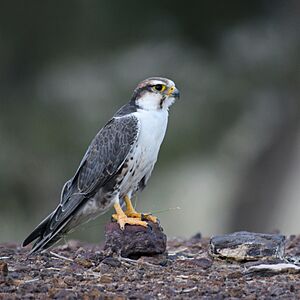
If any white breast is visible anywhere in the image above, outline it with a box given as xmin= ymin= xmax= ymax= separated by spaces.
xmin=134 ymin=108 xmax=169 ymax=160
xmin=120 ymin=109 xmax=169 ymax=195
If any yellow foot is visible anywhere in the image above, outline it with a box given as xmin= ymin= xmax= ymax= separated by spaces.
xmin=125 ymin=211 xmax=158 ymax=223
xmin=123 ymin=195 xmax=158 ymax=223
xmin=112 ymin=202 xmax=147 ymax=230
xmin=112 ymin=214 xmax=147 ymax=230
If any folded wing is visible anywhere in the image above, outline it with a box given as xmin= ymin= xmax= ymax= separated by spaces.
xmin=23 ymin=115 xmax=139 ymax=253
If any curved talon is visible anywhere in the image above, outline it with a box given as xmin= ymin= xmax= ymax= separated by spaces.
xmin=123 ymin=195 xmax=158 ymax=223
xmin=112 ymin=213 xmax=147 ymax=229
xmin=112 ymin=203 xmax=148 ymax=230
xmin=141 ymin=214 xmax=157 ymax=223
xmin=112 ymin=196 xmax=158 ymax=230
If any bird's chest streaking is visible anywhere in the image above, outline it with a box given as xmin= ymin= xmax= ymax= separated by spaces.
xmin=117 ymin=109 xmax=169 ymax=196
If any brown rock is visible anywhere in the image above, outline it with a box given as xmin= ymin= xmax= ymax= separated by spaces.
xmin=102 ymin=257 xmax=122 ymax=267
xmin=99 ymin=274 xmax=113 ymax=284
xmin=0 ymin=260 xmax=8 ymax=276
xmin=104 ymin=221 xmax=167 ymax=259
xmin=75 ymin=258 xmax=93 ymax=268
xmin=138 ymin=253 xmax=168 ymax=266
xmin=193 ymin=258 xmax=213 ymax=269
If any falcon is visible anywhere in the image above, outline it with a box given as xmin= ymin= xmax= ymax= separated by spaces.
xmin=23 ymin=77 xmax=180 ymax=254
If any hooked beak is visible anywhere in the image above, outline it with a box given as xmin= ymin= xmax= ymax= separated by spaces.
xmin=167 ymin=86 xmax=180 ymax=99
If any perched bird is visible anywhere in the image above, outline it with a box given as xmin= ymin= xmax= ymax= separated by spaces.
xmin=23 ymin=77 xmax=179 ymax=254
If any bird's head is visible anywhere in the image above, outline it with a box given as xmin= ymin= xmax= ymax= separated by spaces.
xmin=131 ymin=77 xmax=180 ymax=111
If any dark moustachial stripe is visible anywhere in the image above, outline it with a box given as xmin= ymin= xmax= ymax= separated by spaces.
xmin=130 ymin=86 xmax=148 ymax=103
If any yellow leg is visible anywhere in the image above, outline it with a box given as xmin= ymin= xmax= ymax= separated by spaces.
xmin=124 ymin=195 xmax=157 ymax=223
xmin=112 ymin=202 xmax=147 ymax=230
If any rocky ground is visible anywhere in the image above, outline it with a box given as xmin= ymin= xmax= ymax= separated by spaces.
xmin=1 ymin=225 xmax=300 ymax=299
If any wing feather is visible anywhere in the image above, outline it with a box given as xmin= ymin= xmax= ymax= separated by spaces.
xmin=76 ymin=115 xmax=139 ymax=194
xmin=50 ymin=115 xmax=139 ymax=230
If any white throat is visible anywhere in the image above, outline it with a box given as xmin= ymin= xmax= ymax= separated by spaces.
xmin=136 ymin=92 xmax=175 ymax=111
xmin=133 ymin=108 xmax=169 ymax=162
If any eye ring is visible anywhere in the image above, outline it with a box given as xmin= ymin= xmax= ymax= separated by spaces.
xmin=153 ymin=84 xmax=166 ymax=92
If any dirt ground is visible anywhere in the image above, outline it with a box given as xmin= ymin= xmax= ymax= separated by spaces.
xmin=1 ymin=233 xmax=300 ymax=299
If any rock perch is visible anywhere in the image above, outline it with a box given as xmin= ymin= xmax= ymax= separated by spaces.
xmin=104 ymin=220 xmax=167 ymax=259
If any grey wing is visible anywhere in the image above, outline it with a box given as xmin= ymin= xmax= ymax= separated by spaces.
xmin=73 ymin=115 xmax=139 ymax=194
xmin=23 ymin=115 xmax=140 ymax=252
xmin=50 ymin=115 xmax=140 ymax=232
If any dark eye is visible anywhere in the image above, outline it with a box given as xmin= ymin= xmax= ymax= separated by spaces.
xmin=153 ymin=84 xmax=163 ymax=91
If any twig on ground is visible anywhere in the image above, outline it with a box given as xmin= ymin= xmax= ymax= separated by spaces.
xmin=50 ymin=251 xmax=73 ymax=262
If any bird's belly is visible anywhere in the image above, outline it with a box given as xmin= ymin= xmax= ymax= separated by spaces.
xmin=73 ymin=188 xmax=114 ymax=225
xmin=118 ymin=147 xmax=154 ymax=196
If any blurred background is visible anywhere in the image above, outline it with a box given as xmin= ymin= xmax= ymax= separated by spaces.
xmin=1 ymin=1 xmax=299 ymax=244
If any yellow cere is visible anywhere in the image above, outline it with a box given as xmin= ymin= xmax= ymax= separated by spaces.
xmin=167 ymin=86 xmax=175 ymax=96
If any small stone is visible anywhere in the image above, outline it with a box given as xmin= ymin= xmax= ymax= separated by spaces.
xmin=209 ymin=231 xmax=285 ymax=261
xmin=138 ymin=253 xmax=168 ymax=266
xmin=99 ymin=274 xmax=113 ymax=284
xmin=51 ymin=277 xmax=68 ymax=288
xmin=86 ymin=252 xmax=105 ymax=264
xmin=63 ymin=276 xmax=74 ymax=287
xmin=75 ymin=247 xmax=86 ymax=256
xmin=87 ymin=288 xmax=103 ymax=298
xmin=227 ymin=271 xmax=243 ymax=279
xmin=247 ymin=263 xmax=300 ymax=274
xmin=230 ymin=287 xmax=244 ymax=298
xmin=0 ymin=260 xmax=8 ymax=276
xmin=102 ymin=257 xmax=121 ymax=268
xmin=290 ymin=284 xmax=295 ymax=292
xmin=183 ymin=258 xmax=213 ymax=269
xmin=104 ymin=221 xmax=167 ymax=259
xmin=75 ymin=258 xmax=93 ymax=268
xmin=53 ymin=290 xmax=76 ymax=299
xmin=96 ymin=263 xmax=110 ymax=273
xmin=194 ymin=258 xmax=213 ymax=269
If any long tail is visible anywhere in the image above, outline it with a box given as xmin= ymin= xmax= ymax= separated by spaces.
xmin=23 ymin=193 xmax=88 ymax=254
xmin=22 ymin=213 xmax=52 ymax=254
xmin=22 ymin=211 xmax=73 ymax=255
